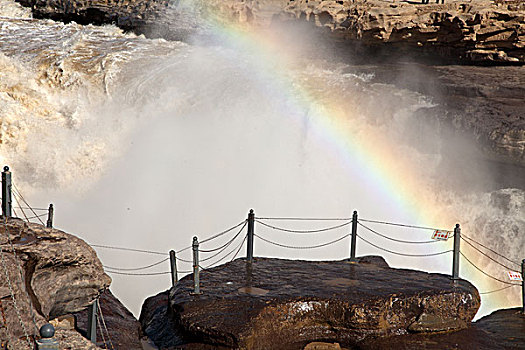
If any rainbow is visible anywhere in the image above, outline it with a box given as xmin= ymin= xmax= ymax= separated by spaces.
xmin=182 ymin=2 xmax=518 ymax=316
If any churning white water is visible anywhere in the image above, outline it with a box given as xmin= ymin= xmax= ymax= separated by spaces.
xmin=0 ymin=0 xmax=523 ymax=319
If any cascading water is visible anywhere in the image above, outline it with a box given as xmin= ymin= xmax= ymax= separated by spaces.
xmin=0 ymin=0 xmax=523 ymax=319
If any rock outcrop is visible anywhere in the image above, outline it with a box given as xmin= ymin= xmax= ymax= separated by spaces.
xmin=281 ymin=0 xmax=525 ymax=64
xmin=141 ymin=256 xmax=480 ymax=349
xmin=14 ymin=0 xmax=525 ymax=65
xmin=0 ymin=217 xmax=110 ymax=349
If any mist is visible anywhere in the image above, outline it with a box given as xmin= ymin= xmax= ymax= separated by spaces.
xmin=0 ymin=3 xmax=523 ymax=319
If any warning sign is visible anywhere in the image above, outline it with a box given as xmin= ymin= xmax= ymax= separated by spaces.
xmin=508 ymin=271 xmax=523 ymax=281
xmin=432 ymin=230 xmax=451 ymax=241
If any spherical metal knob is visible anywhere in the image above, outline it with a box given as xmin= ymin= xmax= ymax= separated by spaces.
xmin=3 ymin=166 xmax=9 ymax=172
xmin=39 ymin=323 xmax=55 ymax=338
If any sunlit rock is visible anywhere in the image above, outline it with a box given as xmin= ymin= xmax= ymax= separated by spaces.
xmin=0 ymin=217 xmax=110 ymax=349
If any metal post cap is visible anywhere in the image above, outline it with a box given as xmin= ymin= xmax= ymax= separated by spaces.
xmin=3 ymin=166 xmax=9 ymax=172
xmin=40 ymin=323 xmax=55 ymax=338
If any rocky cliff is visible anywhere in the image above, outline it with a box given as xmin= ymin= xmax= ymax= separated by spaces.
xmin=281 ymin=0 xmax=525 ymax=64
xmin=15 ymin=0 xmax=525 ymax=65
xmin=0 ymin=217 xmax=110 ymax=349
xmin=141 ymin=256 xmax=483 ymax=349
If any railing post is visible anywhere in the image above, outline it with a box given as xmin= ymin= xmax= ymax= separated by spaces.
xmin=192 ymin=237 xmax=200 ymax=294
xmin=247 ymin=209 xmax=255 ymax=262
xmin=522 ymin=259 xmax=524 ymax=314
xmin=86 ymin=298 xmax=98 ymax=343
xmin=350 ymin=210 xmax=358 ymax=260
xmin=36 ymin=324 xmax=59 ymax=350
xmin=452 ymin=224 xmax=461 ymax=280
xmin=170 ymin=250 xmax=178 ymax=287
xmin=46 ymin=204 xmax=54 ymax=228
xmin=1 ymin=166 xmax=12 ymax=218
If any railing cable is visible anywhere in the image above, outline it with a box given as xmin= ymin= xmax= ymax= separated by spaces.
xmin=358 ymin=221 xmax=439 ymax=244
xmin=356 ymin=233 xmax=453 ymax=257
xmin=98 ymin=299 xmax=115 ymax=350
xmin=199 ymin=221 xmax=247 ymax=253
xmin=460 ymin=251 xmax=519 ymax=286
xmin=90 ymin=244 xmax=166 ymax=256
xmin=461 ymin=237 xmax=519 ymax=272
xmin=359 ymin=218 xmax=447 ymax=232
xmin=200 ymin=234 xmax=247 ymax=271
xmin=12 ymin=184 xmax=45 ymax=226
xmin=256 ymin=216 xmax=351 ymax=221
xmin=103 ymin=257 xmax=169 ymax=272
xmin=96 ymin=312 xmax=108 ymax=349
xmin=255 ymin=219 xmax=351 ymax=234
xmin=199 ymin=223 xmax=247 ymax=263
xmin=462 ymin=234 xmax=520 ymax=267
xmin=199 ymin=220 xmax=247 ymax=245
xmin=479 ymin=285 xmax=519 ymax=295
xmin=254 ymin=233 xmax=350 ymax=250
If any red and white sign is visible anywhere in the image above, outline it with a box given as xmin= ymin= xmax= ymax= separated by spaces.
xmin=432 ymin=230 xmax=451 ymax=241
xmin=508 ymin=271 xmax=523 ymax=281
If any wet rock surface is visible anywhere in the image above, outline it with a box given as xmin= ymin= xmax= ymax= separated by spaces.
xmin=359 ymin=307 xmax=525 ymax=349
xmin=474 ymin=307 xmax=525 ymax=349
xmin=75 ymin=289 xmax=143 ymax=349
xmin=0 ymin=217 xmax=110 ymax=349
xmin=159 ymin=257 xmax=480 ymax=349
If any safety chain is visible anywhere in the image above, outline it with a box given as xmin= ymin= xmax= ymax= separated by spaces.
xmin=461 ymin=234 xmax=520 ymax=267
xmin=97 ymin=299 xmax=115 ymax=350
xmin=103 ymin=257 xmax=169 ymax=272
xmin=199 ymin=222 xmax=247 ymax=264
xmin=255 ymin=219 xmax=351 ymax=234
xmin=90 ymin=245 xmax=166 ymax=256
xmin=356 ymin=233 xmax=453 ymax=257
xmin=103 ymin=270 xmax=173 ymax=276
xmin=357 ymin=221 xmax=439 ymax=244
xmin=254 ymin=233 xmax=350 ymax=250
xmin=12 ymin=185 xmax=45 ymax=226
xmin=358 ymin=218 xmax=447 ymax=232
xmin=460 ymin=251 xmax=521 ymax=286
xmin=199 ymin=234 xmax=247 ymax=272
xmin=96 ymin=312 xmax=108 ymax=349
xmin=479 ymin=285 xmax=518 ymax=295
xmin=255 ymin=217 xmax=351 ymax=221
xmin=460 ymin=237 xmax=519 ymax=272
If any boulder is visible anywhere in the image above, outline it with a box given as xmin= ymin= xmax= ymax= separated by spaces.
xmin=0 ymin=217 xmax=110 ymax=349
xmin=359 ymin=307 xmax=525 ymax=349
xmin=160 ymin=257 xmax=479 ymax=349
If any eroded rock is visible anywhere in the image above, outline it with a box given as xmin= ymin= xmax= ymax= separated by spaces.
xmin=165 ymin=257 xmax=479 ymax=349
xmin=0 ymin=217 xmax=110 ymax=349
